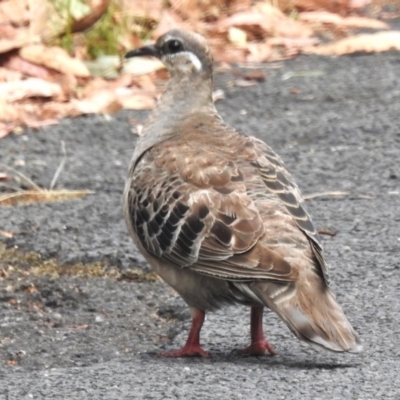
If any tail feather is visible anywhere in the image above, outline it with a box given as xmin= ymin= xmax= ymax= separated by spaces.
xmin=251 ymin=281 xmax=362 ymax=353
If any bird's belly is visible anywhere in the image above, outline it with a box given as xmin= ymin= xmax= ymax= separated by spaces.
xmin=148 ymin=253 xmax=259 ymax=311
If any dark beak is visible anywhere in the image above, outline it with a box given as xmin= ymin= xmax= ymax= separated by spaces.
xmin=125 ymin=45 xmax=159 ymax=59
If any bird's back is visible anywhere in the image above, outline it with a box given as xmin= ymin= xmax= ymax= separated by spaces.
xmin=126 ymin=113 xmax=322 ymax=284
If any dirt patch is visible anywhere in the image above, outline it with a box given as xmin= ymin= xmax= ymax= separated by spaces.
xmin=0 ymin=243 xmax=185 ymax=371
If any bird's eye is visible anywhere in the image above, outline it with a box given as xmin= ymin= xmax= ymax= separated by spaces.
xmin=164 ymin=39 xmax=184 ymax=54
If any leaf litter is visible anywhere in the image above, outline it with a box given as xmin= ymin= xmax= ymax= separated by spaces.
xmin=0 ymin=0 xmax=398 ymax=140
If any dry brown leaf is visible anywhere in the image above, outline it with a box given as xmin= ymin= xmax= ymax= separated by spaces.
xmin=0 ymin=101 xmax=59 ymax=135
xmin=70 ymin=89 xmax=122 ymax=115
xmin=0 ymin=0 xmax=395 ymax=139
xmin=212 ymin=45 xmax=247 ymax=63
xmin=170 ymin=0 xmax=253 ymax=21
xmin=0 ymin=102 xmax=20 ymax=123
xmin=81 ymin=77 xmax=111 ymax=98
xmin=350 ymin=0 xmax=371 ymax=8
xmin=304 ymin=30 xmax=400 ymax=55
xmin=171 ymin=0 xmax=224 ymax=21
xmin=0 ymin=0 xmax=62 ymax=41
xmin=133 ymin=74 xmax=159 ymax=92
xmin=4 ymin=53 xmax=76 ymax=97
xmin=80 ymin=75 xmax=153 ymax=108
xmin=255 ymin=3 xmax=313 ymax=38
xmin=57 ymin=74 xmax=78 ymax=97
xmin=330 ymin=15 xmax=388 ymax=29
xmin=0 ymin=79 xmax=63 ymax=103
xmin=217 ymin=3 xmax=312 ymax=39
xmin=0 ymin=123 xmax=13 ymax=138
xmin=119 ymin=90 xmax=157 ymax=110
xmin=111 ymin=74 xmax=138 ymax=89
xmin=299 ymin=11 xmax=389 ymax=29
xmin=277 ymin=0 xmax=368 ymax=13
xmin=246 ymin=43 xmax=274 ymax=62
xmin=2 ymin=55 xmax=54 ymax=80
xmin=122 ymin=0 xmax=165 ymax=21
xmin=20 ymin=45 xmax=90 ymax=78
xmin=39 ymin=102 xmax=74 ymax=121
xmin=29 ymin=0 xmax=63 ymax=39
xmin=269 ymin=37 xmax=321 ymax=50
xmin=218 ymin=11 xmax=271 ymax=31
xmin=0 ymin=68 xmax=23 ymax=82
xmin=0 ymin=0 xmax=30 ymax=26
xmin=0 ymin=30 xmax=31 ymax=54
xmin=152 ymin=10 xmax=190 ymax=38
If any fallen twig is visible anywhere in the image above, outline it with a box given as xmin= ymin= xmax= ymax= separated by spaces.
xmin=0 ymin=229 xmax=14 ymax=238
xmin=317 ymin=229 xmax=337 ymax=237
xmin=304 ymin=191 xmax=374 ymax=200
xmin=0 ymin=190 xmax=93 ymax=206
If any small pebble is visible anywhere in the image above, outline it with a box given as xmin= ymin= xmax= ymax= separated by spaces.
xmin=95 ymin=315 xmax=105 ymax=323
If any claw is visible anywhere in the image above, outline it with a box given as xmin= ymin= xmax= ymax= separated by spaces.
xmin=238 ymin=340 xmax=276 ymax=356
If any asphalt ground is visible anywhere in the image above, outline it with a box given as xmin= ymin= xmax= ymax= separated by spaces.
xmin=0 ymin=41 xmax=400 ymax=398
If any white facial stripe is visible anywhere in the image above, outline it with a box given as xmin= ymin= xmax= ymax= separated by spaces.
xmin=183 ymin=51 xmax=202 ymax=71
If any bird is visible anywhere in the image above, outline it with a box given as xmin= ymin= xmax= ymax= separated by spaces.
xmin=123 ymin=29 xmax=362 ymax=358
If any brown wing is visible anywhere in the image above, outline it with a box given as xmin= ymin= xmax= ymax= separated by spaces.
xmin=250 ymin=137 xmax=329 ymax=284
xmin=125 ymin=140 xmax=297 ymax=283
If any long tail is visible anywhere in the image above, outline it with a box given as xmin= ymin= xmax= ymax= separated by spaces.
xmin=251 ymin=280 xmax=362 ymax=353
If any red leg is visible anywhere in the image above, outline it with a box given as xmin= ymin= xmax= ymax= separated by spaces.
xmin=158 ymin=308 xmax=209 ymax=358
xmin=238 ymin=306 xmax=276 ymax=356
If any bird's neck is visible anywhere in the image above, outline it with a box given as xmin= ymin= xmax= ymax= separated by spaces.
xmin=157 ymin=72 xmax=215 ymax=116
xmin=130 ymin=73 xmax=218 ymax=168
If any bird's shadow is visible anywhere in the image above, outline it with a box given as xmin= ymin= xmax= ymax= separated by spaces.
xmin=140 ymin=350 xmax=360 ymax=370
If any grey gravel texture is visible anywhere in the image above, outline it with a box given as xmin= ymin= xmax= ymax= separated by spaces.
xmin=1 ymin=43 xmax=400 ymax=399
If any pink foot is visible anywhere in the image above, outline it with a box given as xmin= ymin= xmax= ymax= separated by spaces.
xmin=238 ymin=340 xmax=276 ymax=356
xmin=158 ymin=308 xmax=209 ymax=358
xmin=238 ymin=306 xmax=277 ymax=356
xmin=158 ymin=344 xmax=210 ymax=358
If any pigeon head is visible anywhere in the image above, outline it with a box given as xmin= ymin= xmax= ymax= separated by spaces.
xmin=125 ymin=30 xmax=213 ymax=77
